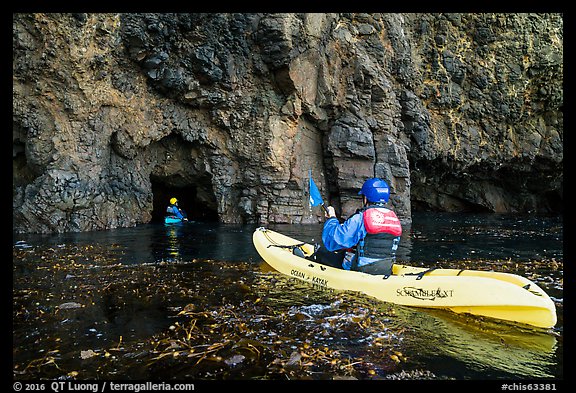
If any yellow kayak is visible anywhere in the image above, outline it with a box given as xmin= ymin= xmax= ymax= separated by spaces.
xmin=252 ymin=227 xmax=557 ymax=329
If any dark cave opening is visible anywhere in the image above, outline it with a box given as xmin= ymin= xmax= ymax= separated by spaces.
xmin=151 ymin=177 xmax=219 ymax=223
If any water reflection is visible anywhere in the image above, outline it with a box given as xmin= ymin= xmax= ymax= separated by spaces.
xmin=164 ymin=222 xmax=183 ymax=261
xmin=390 ymin=306 xmax=559 ymax=379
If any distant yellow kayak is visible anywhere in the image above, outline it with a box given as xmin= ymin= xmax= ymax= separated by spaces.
xmin=253 ymin=227 xmax=557 ymax=329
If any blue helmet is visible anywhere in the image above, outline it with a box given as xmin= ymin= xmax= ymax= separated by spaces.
xmin=358 ymin=178 xmax=390 ymax=203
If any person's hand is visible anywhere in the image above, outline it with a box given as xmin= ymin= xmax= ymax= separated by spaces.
xmin=325 ymin=206 xmax=336 ymax=218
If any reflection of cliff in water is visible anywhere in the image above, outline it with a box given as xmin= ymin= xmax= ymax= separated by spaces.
xmin=392 ymin=305 xmax=559 ymax=379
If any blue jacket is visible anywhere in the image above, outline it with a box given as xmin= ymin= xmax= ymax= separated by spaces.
xmin=322 ymin=215 xmax=365 ymax=252
xmin=322 ymin=209 xmax=401 ymax=270
xmin=166 ymin=204 xmax=185 ymax=219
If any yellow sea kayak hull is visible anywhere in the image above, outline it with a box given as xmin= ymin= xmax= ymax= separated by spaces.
xmin=252 ymin=228 xmax=557 ymax=329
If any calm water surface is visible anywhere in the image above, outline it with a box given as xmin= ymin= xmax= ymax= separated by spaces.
xmin=13 ymin=212 xmax=563 ymax=381
xmin=15 ymin=212 xmax=563 ymax=265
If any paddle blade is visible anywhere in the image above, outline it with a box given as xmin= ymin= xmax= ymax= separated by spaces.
xmin=309 ymin=177 xmax=324 ymax=207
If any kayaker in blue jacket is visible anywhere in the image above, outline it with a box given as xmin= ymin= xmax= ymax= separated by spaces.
xmin=314 ymin=178 xmax=402 ymax=275
xmin=166 ymin=197 xmax=188 ymax=221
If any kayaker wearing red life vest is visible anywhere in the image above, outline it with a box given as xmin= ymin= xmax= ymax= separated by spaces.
xmin=315 ymin=178 xmax=402 ymax=275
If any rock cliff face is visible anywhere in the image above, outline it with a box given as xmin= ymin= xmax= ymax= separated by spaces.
xmin=13 ymin=13 xmax=563 ymax=233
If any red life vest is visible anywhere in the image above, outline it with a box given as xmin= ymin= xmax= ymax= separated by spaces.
xmin=362 ymin=207 xmax=402 ymax=237
xmin=350 ymin=206 xmax=402 ymax=272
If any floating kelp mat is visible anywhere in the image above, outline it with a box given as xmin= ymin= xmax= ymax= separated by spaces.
xmin=13 ymin=242 xmax=562 ymax=380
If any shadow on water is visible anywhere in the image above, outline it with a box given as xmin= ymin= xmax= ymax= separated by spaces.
xmin=12 ymin=213 xmax=563 ymax=380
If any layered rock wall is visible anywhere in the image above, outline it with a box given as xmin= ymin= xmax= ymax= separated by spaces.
xmin=404 ymin=14 xmax=563 ymax=212
xmin=13 ymin=13 xmax=563 ymax=233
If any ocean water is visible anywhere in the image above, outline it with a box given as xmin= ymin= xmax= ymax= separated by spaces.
xmin=13 ymin=212 xmax=563 ymax=380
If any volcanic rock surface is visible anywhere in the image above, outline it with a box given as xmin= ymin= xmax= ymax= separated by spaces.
xmin=13 ymin=13 xmax=563 ymax=233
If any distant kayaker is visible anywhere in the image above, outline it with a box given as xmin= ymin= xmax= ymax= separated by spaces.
xmin=166 ymin=197 xmax=188 ymax=221
xmin=314 ymin=178 xmax=402 ymax=275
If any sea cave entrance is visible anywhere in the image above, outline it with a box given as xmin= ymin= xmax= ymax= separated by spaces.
xmin=148 ymin=133 xmax=220 ymax=224
xmin=151 ymin=176 xmax=219 ymax=223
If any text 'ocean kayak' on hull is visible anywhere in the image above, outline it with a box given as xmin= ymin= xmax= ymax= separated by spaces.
xmin=252 ymin=228 xmax=557 ymax=329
